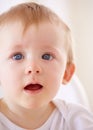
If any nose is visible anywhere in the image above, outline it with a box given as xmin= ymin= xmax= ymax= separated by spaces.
xmin=25 ymin=62 xmax=42 ymax=75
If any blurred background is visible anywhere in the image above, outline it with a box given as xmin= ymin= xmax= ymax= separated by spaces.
xmin=0 ymin=0 xmax=93 ymax=111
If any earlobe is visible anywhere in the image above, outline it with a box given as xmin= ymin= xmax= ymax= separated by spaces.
xmin=62 ymin=63 xmax=75 ymax=84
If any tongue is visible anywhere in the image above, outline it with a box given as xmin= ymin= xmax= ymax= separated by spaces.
xmin=25 ymin=84 xmax=42 ymax=91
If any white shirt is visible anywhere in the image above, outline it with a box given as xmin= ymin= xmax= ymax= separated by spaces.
xmin=0 ymin=99 xmax=93 ymax=130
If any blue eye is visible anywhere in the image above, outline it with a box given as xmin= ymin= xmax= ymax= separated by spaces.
xmin=42 ymin=54 xmax=53 ymax=60
xmin=13 ymin=53 xmax=24 ymax=60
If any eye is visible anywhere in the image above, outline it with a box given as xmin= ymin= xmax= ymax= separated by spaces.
xmin=42 ymin=54 xmax=53 ymax=60
xmin=12 ymin=53 xmax=24 ymax=60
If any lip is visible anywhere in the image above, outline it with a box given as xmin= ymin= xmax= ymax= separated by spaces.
xmin=24 ymin=83 xmax=43 ymax=94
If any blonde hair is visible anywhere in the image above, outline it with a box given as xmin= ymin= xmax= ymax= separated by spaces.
xmin=0 ymin=2 xmax=75 ymax=64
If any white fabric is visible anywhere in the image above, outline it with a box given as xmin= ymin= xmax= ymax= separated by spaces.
xmin=0 ymin=99 xmax=93 ymax=130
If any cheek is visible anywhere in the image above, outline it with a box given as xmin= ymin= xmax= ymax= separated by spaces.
xmin=50 ymin=62 xmax=66 ymax=77
xmin=0 ymin=68 xmax=22 ymax=97
xmin=0 ymin=64 xmax=22 ymax=88
xmin=44 ymin=62 xmax=66 ymax=85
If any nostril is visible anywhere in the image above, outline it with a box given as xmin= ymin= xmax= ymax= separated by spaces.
xmin=36 ymin=70 xmax=39 ymax=73
xmin=25 ymin=65 xmax=41 ymax=74
xmin=28 ymin=70 xmax=31 ymax=73
xmin=28 ymin=70 xmax=39 ymax=74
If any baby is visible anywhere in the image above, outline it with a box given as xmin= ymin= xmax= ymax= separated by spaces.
xmin=0 ymin=2 xmax=93 ymax=130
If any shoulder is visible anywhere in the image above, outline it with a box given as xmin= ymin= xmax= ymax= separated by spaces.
xmin=53 ymin=99 xmax=93 ymax=115
xmin=53 ymin=99 xmax=93 ymax=129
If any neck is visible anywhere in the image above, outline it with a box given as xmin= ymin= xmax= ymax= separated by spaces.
xmin=0 ymin=98 xmax=55 ymax=129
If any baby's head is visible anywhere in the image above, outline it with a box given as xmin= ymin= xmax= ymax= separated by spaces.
xmin=0 ymin=2 xmax=75 ymax=84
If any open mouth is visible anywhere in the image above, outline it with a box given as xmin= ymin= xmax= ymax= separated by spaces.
xmin=24 ymin=84 xmax=43 ymax=92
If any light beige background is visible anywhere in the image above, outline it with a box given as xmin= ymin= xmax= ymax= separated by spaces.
xmin=0 ymin=0 xmax=93 ymax=111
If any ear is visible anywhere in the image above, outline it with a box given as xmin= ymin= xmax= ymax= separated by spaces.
xmin=62 ymin=63 xmax=75 ymax=84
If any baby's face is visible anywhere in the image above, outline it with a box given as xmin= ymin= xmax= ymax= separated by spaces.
xmin=0 ymin=22 xmax=67 ymax=109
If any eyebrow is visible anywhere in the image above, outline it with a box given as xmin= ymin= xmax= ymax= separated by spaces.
xmin=9 ymin=43 xmax=62 ymax=54
xmin=41 ymin=45 xmax=62 ymax=54
xmin=10 ymin=44 xmax=24 ymax=50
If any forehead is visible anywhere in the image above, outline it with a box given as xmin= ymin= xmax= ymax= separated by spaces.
xmin=23 ymin=22 xmax=66 ymax=45
xmin=0 ymin=22 xmax=22 ymax=49
xmin=0 ymin=21 xmax=66 ymax=49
